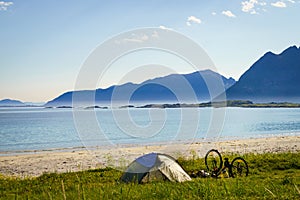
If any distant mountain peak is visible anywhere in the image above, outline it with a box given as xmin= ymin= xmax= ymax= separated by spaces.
xmin=226 ymin=45 xmax=300 ymax=103
xmin=0 ymin=99 xmax=25 ymax=107
xmin=284 ymin=45 xmax=299 ymax=50
xmin=263 ymin=51 xmax=276 ymax=57
xmin=280 ymin=45 xmax=300 ymax=56
xmin=263 ymin=45 xmax=299 ymax=57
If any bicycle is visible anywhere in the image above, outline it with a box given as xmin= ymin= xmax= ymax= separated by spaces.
xmin=204 ymin=149 xmax=249 ymax=178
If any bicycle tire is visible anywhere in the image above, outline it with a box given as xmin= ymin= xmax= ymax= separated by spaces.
xmin=230 ymin=157 xmax=249 ymax=178
xmin=205 ymin=149 xmax=223 ymax=177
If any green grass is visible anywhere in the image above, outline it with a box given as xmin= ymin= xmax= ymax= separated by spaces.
xmin=1 ymin=152 xmax=300 ymax=199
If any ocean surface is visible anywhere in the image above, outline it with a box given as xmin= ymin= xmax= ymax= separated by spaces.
xmin=0 ymin=107 xmax=300 ymax=153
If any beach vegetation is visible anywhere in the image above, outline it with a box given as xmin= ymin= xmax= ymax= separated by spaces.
xmin=0 ymin=152 xmax=299 ymax=199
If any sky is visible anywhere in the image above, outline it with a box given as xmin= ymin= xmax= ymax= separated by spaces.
xmin=0 ymin=0 xmax=299 ymax=102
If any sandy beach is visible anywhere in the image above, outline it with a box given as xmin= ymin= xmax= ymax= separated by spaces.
xmin=0 ymin=135 xmax=299 ymax=177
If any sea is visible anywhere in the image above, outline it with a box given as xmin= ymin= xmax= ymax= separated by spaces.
xmin=0 ymin=107 xmax=300 ymax=154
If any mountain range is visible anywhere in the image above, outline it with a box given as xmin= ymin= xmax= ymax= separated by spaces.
xmin=0 ymin=99 xmax=25 ymax=107
xmin=2 ymin=45 xmax=300 ymax=107
xmin=225 ymin=45 xmax=300 ymax=102
xmin=45 ymin=70 xmax=235 ymax=107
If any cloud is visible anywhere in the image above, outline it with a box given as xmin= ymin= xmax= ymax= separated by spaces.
xmin=241 ymin=0 xmax=263 ymax=14
xmin=186 ymin=16 xmax=201 ymax=26
xmin=211 ymin=12 xmax=217 ymax=16
xmin=0 ymin=1 xmax=13 ymax=11
xmin=116 ymin=34 xmax=150 ymax=44
xmin=271 ymin=1 xmax=287 ymax=7
xmin=115 ymin=31 xmax=161 ymax=45
xmin=159 ymin=25 xmax=172 ymax=30
xmin=242 ymin=0 xmax=258 ymax=13
xmin=286 ymin=0 xmax=295 ymax=3
xmin=222 ymin=10 xmax=236 ymax=18
xmin=241 ymin=0 xmax=267 ymax=14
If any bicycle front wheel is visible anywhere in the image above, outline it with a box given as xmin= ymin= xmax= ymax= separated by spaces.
xmin=205 ymin=149 xmax=223 ymax=177
xmin=230 ymin=157 xmax=249 ymax=178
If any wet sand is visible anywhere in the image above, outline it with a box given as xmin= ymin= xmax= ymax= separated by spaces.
xmin=0 ymin=135 xmax=299 ymax=177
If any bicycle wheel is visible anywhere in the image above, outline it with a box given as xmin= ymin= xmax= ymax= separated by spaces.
xmin=205 ymin=149 xmax=223 ymax=176
xmin=230 ymin=157 xmax=249 ymax=178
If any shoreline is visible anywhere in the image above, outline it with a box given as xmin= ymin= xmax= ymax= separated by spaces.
xmin=0 ymin=135 xmax=299 ymax=177
xmin=2 ymin=132 xmax=299 ymax=156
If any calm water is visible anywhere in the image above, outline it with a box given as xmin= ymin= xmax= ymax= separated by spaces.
xmin=0 ymin=107 xmax=300 ymax=152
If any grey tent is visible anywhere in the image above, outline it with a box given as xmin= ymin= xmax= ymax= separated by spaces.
xmin=121 ymin=153 xmax=191 ymax=183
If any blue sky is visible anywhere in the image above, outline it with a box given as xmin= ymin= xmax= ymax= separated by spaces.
xmin=0 ymin=0 xmax=299 ymax=102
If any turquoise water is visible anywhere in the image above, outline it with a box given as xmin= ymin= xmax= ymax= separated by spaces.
xmin=0 ymin=107 xmax=300 ymax=152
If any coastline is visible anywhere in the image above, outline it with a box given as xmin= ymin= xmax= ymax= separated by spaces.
xmin=0 ymin=135 xmax=299 ymax=178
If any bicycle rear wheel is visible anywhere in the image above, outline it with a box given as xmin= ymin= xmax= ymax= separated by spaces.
xmin=230 ymin=157 xmax=249 ymax=178
xmin=205 ymin=149 xmax=223 ymax=177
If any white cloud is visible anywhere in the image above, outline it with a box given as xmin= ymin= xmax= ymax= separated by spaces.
xmin=242 ymin=0 xmax=258 ymax=13
xmin=159 ymin=25 xmax=172 ymax=30
xmin=0 ymin=1 xmax=13 ymax=11
xmin=122 ymin=34 xmax=149 ymax=43
xmin=286 ymin=0 xmax=295 ymax=3
xmin=241 ymin=0 xmax=267 ymax=14
xmin=212 ymin=12 xmax=217 ymax=16
xmin=222 ymin=10 xmax=236 ymax=18
xmin=186 ymin=15 xmax=201 ymax=26
xmin=271 ymin=1 xmax=287 ymax=7
xmin=115 ymin=32 xmax=161 ymax=45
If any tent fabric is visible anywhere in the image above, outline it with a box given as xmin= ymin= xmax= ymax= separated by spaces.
xmin=121 ymin=153 xmax=191 ymax=183
xmin=157 ymin=155 xmax=191 ymax=182
xmin=136 ymin=152 xmax=157 ymax=168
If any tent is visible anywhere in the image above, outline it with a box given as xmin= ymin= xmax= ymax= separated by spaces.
xmin=121 ymin=153 xmax=191 ymax=183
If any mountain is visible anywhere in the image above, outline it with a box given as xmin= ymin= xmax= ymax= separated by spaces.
xmin=0 ymin=99 xmax=26 ymax=107
xmin=225 ymin=46 xmax=300 ymax=103
xmin=45 ymin=70 xmax=236 ymax=107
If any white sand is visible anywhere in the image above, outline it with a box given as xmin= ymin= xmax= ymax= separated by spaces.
xmin=0 ymin=135 xmax=299 ymax=177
